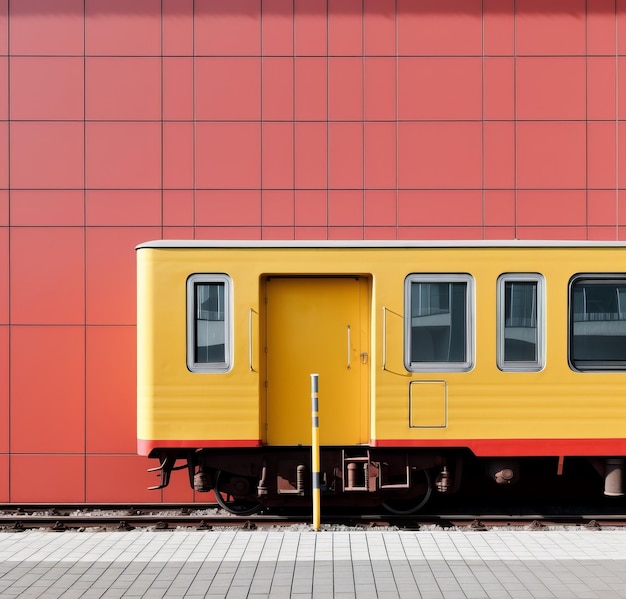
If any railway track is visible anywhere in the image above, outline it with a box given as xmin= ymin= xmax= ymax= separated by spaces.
xmin=1 ymin=504 xmax=626 ymax=532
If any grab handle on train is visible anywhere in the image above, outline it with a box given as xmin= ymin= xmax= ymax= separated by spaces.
xmin=347 ymin=325 xmax=351 ymax=370
xmin=382 ymin=307 xmax=387 ymax=370
xmin=249 ymin=308 xmax=257 ymax=372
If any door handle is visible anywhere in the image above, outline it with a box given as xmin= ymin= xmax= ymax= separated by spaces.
xmin=347 ymin=325 xmax=351 ymax=370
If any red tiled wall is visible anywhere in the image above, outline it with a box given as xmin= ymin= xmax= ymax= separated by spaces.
xmin=2 ymin=0 xmax=626 ymax=502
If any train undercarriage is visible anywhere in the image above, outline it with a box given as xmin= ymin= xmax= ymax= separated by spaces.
xmin=147 ymin=448 xmax=625 ymax=515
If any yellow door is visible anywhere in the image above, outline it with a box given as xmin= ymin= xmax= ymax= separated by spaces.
xmin=265 ymin=277 xmax=369 ymax=446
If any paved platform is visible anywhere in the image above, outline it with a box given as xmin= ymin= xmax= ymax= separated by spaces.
xmin=0 ymin=528 xmax=625 ymax=598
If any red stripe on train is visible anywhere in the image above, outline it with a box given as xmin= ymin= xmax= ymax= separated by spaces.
xmin=139 ymin=438 xmax=626 ymax=457
xmin=373 ymin=438 xmax=626 ymax=456
xmin=138 ymin=439 xmax=263 ymax=455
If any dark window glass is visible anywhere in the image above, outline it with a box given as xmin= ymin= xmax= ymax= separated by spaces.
xmin=405 ymin=275 xmax=472 ymax=371
xmin=187 ymin=274 xmax=231 ymax=372
xmin=194 ymin=282 xmax=225 ymax=364
xmin=570 ymin=277 xmax=626 ymax=370
xmin=498 ymin=275 xmax=543 ymax=370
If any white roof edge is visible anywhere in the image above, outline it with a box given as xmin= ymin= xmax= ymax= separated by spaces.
xmin=136 ymin=239 xmax=626 ymax=250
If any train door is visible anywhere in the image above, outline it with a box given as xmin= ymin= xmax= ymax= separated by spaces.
xmin=264 ymin=276 xmax=370 ymax=446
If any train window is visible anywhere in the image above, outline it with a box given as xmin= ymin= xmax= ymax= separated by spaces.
xmin=404 ymin=274 xmax=474 ymax=372
xmin=569 ymin=275 xmax=626 ymax=371
xmin=186 ymin=274 xmax=232 ymax=372
xmin=497 ymin=274 xmax=545 ymax=372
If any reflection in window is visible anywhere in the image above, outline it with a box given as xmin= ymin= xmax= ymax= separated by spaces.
xmin=405 ymin=275 xmax=473 ymax=371
xmin=570 ymin=276 xmax=626 ymax=371
xmin=187 ymin=274 xmax=231 ymax=372
xmin=497 ymin=275 xmax=544 ymax=371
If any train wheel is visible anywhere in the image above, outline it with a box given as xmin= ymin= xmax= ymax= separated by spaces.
xmin=381 ymin=469 xmax=433 ymax=515
xmin=214 ymin=470 xmax=263 ymax=516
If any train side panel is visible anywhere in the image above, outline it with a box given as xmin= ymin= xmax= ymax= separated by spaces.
xmin=137 ymin=248 xmax=263 ymax=454
xmin=139 ymin=245 xmax=626 ymax=455
xmin=374 ymin=246 xmax=626 ymax=454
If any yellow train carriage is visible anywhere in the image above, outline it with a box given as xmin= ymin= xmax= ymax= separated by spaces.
xmin=137 ymin=240 xmax=626 ymax=513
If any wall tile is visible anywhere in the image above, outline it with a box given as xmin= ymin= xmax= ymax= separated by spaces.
xmin=86 ymin=326 xmax=136 ymax=453
xmin=398 ymin=57 xmax=482 ymax=120
xmin=588 ymin=190 xmax=617 ymax=227
xmin=195 ymin=191 xmax=261 ymax=227
xmin=86 ymin=455 xmax=157 ymax=503
xmin=295 ymin=123 xmax=327 ymax=189
xmin=295 ymin=58 xmax=327 ymax=121
xmin=328 ymin=190 xmax=363 ymax=227
xmin=163 ymin=123 xmax=194 ymax=189
xmin=195 ymin=123 xmax=261 ymax=189
xmin=588 ymin=122 xmax=617 ymax=190
xmin=516 ymin=122 xmax=586 ymax=189
xmin=262 ymin=123 xmax=294 ymax=189
xmin=262 ymin=226 xmax=295 ymax=240
xmin=294 ymin=0 xmax=327 ymax=56
xmin=484 ymin=0 xmax=514 ymax=55
xmin=10 ymin=0 xmax=83 ymax=55
xmin=364 ymin=58 xmax=396 ymax=121
xmin=195 ymin=0 xmax=260 ymax=56
xmin=295 ymin=190 xmax=327 ymax=226
xmin=163 ymin=58 xmax=193 ymax=120
xmin=328 ymin=226 xmax=363 ymax=240
xmin=195 ymin=226 xmax=261 ymax=239
xmin=484 ymin=122 xmax=515 ymax=189
xmin=397 ymin=0 xmax=482 ymax=56
xmin=262 ymin=191 xmax=295 ymax=227
xmin=364 ymin=123 xmax=396 ymax=190
xmin=10 ymin=227 xmax=84 ymax=325
xmin=329 ymin=58 xmax=363 ymax=121
xmin=86 ymin=227 xmax=158 ymax=325
xmin=163 ymin=191 xmax=194 ymax=227
xmin=11 ymin=122 xmax=83 ymax=189
xmin=0 ymin=0 xmax=7 ymax=56
xmin=364 ymin=0 xmax=396 ymax=56
xmin=397 ymin=122 xmax=482 ymax=189
xmin=86 ymin=122 xmax=161 ymax=189
xmin=516 ymin=190 xmax=587 ymax=226
xmin=515 ymin=0 xmax=586 ymax=55
xmin=364 ymin=190 xmax=397 ymax=227
xmin=11 ymin=326 xmax=85 ymax=453
xmin=163 ymin=0 xmax=193 ymax=56
xmin=484 ymin=58 xmax=514 ymax=120
xmin=86 ymin=0 xmax=161 ymax=56
xmin=398 ymin=191 xmax=483 ymax=227
xmin=10 ymin=190 xmax=84 ymax=227
xmin=588 ymin=58 xmax=616 ymax=121
xmin=0 ymin=327 xmax=7 ymax=452
xmin=515 ymin=227 xmax=587 ymax=240
xmin=587 ymin=0 xmax=617 ymax=55
xmin=262 ymin=0 xmax=293 ymax=56
xmin=484 ymin=191 xmax=516 ymax=227
xmin=196 ymin=58 xmax=261 ymax=121
xmin=11 ymin=455 xmax=85 ymax=502
xmin=86 ymin=57 xmax=161 ymax=121
xmin=262 ymin=58 xmax=294 ymax=121
xmin=86 ymin=190 xmax=162 ymax=227
xmin=328 ymin=0 xmax=362 ymax=56
xmin=516 ymin=57 xmax=586 ymax=120
xmin=11 ymin=57 xmax=83 ymax=120
xmin=328 ymin=122 xmax=363 ymax=189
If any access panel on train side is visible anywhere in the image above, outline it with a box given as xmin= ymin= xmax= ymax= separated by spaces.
xmin=263 ymin=277 xmax=370 ymax=446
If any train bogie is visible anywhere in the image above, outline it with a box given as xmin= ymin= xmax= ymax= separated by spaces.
xmin=137 ymin=241 xmax=626 ymax=513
